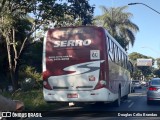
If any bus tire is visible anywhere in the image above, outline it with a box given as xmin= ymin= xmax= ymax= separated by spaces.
xmin=124 ymin=85 xmax=130 ymax=99
xmin=114 ymin=88 xmax=121 ymax=107
xmin=124 ymin=94 xmax=128 ymax=99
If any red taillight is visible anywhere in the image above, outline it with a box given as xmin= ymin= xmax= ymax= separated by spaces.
xmin=94 ymin=64 xmax=106 ymax=90
xmin=43 ymin=71 xmax=49 ymax=80
xmin=148 ymin=87 xmax=158 ymax=91
xmin=43 ymin=80 xmax=52 ymax=90
xmin=43 ymin=71 xmax=52 ymax=90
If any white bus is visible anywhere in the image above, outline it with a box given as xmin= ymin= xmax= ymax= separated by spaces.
xmin=43 ymin=26 xmax=133 ymax=106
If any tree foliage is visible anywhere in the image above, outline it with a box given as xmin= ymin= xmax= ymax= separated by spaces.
xmin=153 ymin=58 xmax=160 ymax=77
xmin=153 ymin=69 xmax=160 ymax=78
xmin=0 ymin=0 xmax=94 ymax=90
xmin=10 ymin=0 xmax=94 ymax=27
xmin=94 ymin=6 xmax=139 ymax=51
xmin=129 ymin=52 xmax=155 ymax=80
xmin=156 ymin=58 xmax=160 ymax=69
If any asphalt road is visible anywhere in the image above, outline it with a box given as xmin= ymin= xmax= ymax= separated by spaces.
xmin=22 ymin=87 xmax=160 ymax=120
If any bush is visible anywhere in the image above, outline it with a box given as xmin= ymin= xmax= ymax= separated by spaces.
xmin=1 ymin=89 xmax=62 ymax=111
xmin=21 ymin=78 xmax=36 ymax=91
xmin=19 ymin=66 xmax=42 ymax=90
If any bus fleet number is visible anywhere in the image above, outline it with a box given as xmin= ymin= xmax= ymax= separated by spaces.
xmin=90 ymin=50 xmax=100 ymax=60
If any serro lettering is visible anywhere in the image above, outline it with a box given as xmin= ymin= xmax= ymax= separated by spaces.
xmin=53 ymin=39 xmax=92 ymax=47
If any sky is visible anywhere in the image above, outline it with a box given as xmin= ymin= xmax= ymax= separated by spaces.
xmin=89 ymin=0 xmax=160 ymax=59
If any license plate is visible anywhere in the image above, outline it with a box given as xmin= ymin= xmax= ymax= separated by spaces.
xmin=67 ymin=93 xmax=78 ymax=98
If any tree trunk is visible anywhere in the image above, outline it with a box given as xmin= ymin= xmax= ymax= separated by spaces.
xmin=6 ymin=35 xmax=15 ymax=90
xmin=5 ymin=29 xmax=19 ymax=91
xmin=12 ymin=28 xmax=18 ymax=90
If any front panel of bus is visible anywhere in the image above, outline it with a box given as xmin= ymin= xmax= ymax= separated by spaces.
xmin=43 ymin=26 xmax=108 ymax=102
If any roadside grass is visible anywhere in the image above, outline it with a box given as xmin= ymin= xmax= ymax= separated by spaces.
xmin=1 ymin=89 xmax=65 ymax=111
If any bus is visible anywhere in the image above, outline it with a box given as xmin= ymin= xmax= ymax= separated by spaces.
xmin=42 ymin=26 xmax=133 ymax=107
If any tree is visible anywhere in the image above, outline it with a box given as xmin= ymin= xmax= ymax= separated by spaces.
xmin=0 ymin=1 xmax=30 ymax=89
xmin=94 ymin=6 xmax=139 ymax=50
xmin=156 ymin=58 xmax=160 ymax=69
xmin=0 ymin=35 xmax=8 ymax=84
xmin=55 ymin=0 xmax=95 ymax=26
xmin=129 ymin=52 xmax=154 ymax=80
xmin=0 ymin=0 xmax=94 ymax=90
xmin=153 ymin=69 xmax=160 ymax=77
xmin=153 ymin=58 xmax=160 ymax=77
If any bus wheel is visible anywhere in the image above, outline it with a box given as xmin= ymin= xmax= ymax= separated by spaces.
xmin=124 ymin=94 xmax=128 ymax=99
xmin=114 ymin=89 xmax=121 ymax=107
xmin=124 ymin=85 xmax=130 ymax=99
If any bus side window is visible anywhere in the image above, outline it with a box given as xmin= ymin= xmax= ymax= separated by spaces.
xmin=118 ymin=49 xmax=121 ymax=66
xmin=114 ymin=45 xmax=119 ymax=64
xmin=107 ymin=36 xmax=110 ymax=51
xmin=111 ymin=41 xmax=115 ymax=62
xmin=123 ymin=54 xmax=127 ymax=69
xmin=119 ymin=50 xmax=122 ymax=67
xmin=124 ymin=55 xmax=127 ymax=69
xmin=128 ymin=61 xmax=133 ymax=73
xmin=121 ymin=53 xmax=124 ymax=68
xmin=107 ymin=36 xmax=114 ymax=61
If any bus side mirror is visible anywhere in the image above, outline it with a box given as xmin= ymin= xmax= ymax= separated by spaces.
xmin=128 ymin=61 xmax=134 ymax=73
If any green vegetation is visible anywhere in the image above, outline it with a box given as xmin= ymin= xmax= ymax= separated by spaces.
xmin=94 ymin=6 xmax=139 ymax=51
xmin=19 ymin=66 xmax=42 ymax=91
xmin=1 ymin=0 xmax=160 ymax=111
xmin=129 ymin=52 xmax=155 ymax=80
xmin=2 ymin=89 xmax=64 ymax=111
xmin=0 ymin=0 xmax=94 ymax=90
xmin=0 ymin=0 xmax=94 ymax=111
